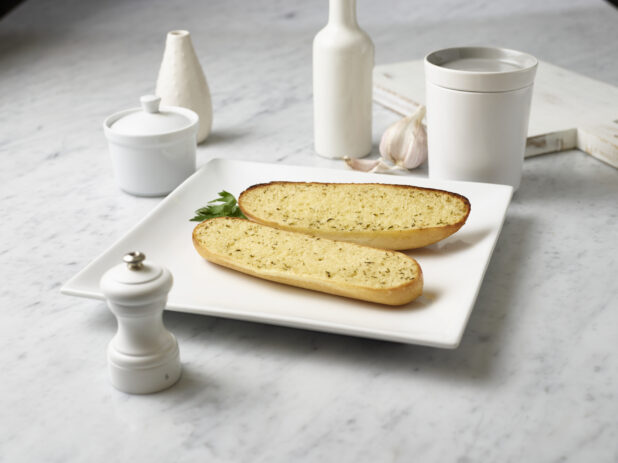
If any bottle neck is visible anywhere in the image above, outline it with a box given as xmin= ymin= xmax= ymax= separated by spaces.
xmin=328 ymin=0 xmax=358 ymax=27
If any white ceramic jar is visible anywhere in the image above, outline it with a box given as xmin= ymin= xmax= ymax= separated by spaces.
xmin=104 ymin=95 xmax=199 ymax=197
xmin=425 ymin=47 xmax=537 ymax=190
xmin=313 ymin=0 xmax=374 ymax=159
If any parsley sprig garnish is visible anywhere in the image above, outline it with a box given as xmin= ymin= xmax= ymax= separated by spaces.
xmin=190 ymin=190 xmax=247 ymax=222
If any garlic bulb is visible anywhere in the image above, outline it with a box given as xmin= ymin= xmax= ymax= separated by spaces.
xmin=380 ymin=105 xmax=427 ymax=169
xmin=345 ymin=105 xmax=428 ymax=174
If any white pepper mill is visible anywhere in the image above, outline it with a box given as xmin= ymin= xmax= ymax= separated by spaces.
xmin=100 ymin=251 xmax=181 ymax=394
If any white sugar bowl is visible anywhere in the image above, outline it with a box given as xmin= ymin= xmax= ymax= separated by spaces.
xmin=104 ymin=95 xmax=199 ymax=197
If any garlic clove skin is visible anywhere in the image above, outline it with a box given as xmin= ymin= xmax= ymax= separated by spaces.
xmin=344 ymin=157 xmax=407 ymax=174
xmin=344 ymin=157 xmax=381 ymax=172
xmin=379 ymin=105 xmax=428 ymax=170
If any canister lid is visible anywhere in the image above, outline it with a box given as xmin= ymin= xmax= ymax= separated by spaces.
xmin=111 ymin=95 xmax=193 ymax=136
xmin=424 ymin=47 xmax=538 ymax=92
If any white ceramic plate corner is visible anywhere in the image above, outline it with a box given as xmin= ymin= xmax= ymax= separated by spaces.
xmin=62 ymin=159 xmax=512 ymax=348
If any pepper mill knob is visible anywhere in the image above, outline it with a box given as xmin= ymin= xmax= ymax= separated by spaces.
xmin=123 ymin=250 xmax=146 ymax=269
xmin=100 ymin=252 xmax=181 ymax=394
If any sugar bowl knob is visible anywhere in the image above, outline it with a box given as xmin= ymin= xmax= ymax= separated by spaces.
xmin=100 ymin=251 xmax=181 ymax=394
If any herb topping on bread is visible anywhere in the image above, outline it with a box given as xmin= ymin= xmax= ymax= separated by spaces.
xmin=238 ymin=182 xmax=470 ymax=249
xmin=193 ymin=217 xmax=423 ymax=305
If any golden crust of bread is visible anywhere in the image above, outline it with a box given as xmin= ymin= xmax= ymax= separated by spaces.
xmin=238 ymin=182 xmax=471 ymax=250
xmin=192 ymin=217 xmax=423 ymax=306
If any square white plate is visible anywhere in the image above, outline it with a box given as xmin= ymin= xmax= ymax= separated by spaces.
xmin=62 ymin=159 xmax=512 ymax=348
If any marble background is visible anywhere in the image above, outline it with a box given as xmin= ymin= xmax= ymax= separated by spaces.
xmin=0 ymin=0 xmax=617 ymax=461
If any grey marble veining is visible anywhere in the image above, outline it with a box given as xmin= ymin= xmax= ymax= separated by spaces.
xmin=1 ymin=0 xmax=617 ymax=461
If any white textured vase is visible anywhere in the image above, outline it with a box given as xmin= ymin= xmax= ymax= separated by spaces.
xmin=156 ymin=30 xmax=212 ymax=144
xmin=313 ymin=0 xmax=374 ymax=159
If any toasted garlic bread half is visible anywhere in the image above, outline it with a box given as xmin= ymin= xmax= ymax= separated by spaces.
xmin=193 ymin=217 xmax=423 ymax=306
xmin=238 ymin=182 xmax=470 ymax=250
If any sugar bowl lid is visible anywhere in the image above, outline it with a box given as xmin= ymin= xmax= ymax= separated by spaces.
xmin=110 ymin=95 xmax=195 ymax=136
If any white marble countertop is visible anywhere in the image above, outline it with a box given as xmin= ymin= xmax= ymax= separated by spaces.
xmin=1 ymin=0 xmax=617 ymax=461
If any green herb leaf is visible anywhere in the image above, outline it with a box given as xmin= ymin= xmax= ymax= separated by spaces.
xmin=190 ymin=190 xmax=247 ymax=222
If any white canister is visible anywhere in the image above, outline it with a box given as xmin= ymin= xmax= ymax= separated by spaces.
xmin=104 ymin=95 xmax=199 ymax=197
xmin=424 ymin=47 xmax=537 ymax=190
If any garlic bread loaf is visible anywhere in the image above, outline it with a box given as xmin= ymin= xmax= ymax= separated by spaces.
xmin=238 ymin=182 xmax=470 ymax=250
xmin=193 ymin=217 xmax=423 ymax=306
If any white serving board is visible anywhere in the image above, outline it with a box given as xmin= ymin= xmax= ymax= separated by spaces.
xmin=374 ymin=60 xmax=618 ymax=167
xmin=62 ymin=159 xmax=513 ymax=349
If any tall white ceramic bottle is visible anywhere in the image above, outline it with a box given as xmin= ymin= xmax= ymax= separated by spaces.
xmin=156 ymin=30 xmax=213 ymax=144
xmin=313 ymin=0 xmax=374 ymax=159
